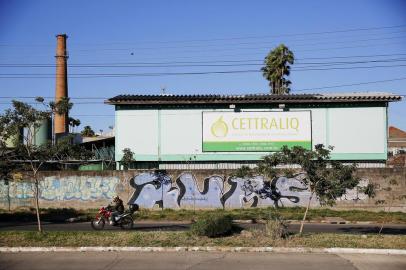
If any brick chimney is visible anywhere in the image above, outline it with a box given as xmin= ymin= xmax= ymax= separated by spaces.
xmin=54 ymin=34 xmax=69 ymax=135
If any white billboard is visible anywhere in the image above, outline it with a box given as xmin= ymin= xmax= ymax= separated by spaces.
xmin=202 ymin=111 xmax=312 ymax=152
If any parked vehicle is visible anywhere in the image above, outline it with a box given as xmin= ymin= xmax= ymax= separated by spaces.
xmin=91 ymin=204 xmax=139 ymax=230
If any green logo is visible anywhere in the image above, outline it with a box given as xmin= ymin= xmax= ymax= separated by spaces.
xmin=211 ymin=116 xmax=228 ymax=138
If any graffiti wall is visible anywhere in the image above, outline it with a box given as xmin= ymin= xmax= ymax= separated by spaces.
xmin=0 ymin=176 xmax=121 ymax=210
xmin=128 ymin=171 xmax=359 ymax=209
xmin=0 ymin=176 xmax=119 ymax=201
xmin=0 ymin=168 xmax=404 ymax=211
xmin=40 ymin=176 xmax=119 ymax=201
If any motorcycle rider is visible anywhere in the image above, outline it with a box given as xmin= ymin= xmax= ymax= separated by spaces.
xmin=109 ymin=196 xmax=124 ymax=225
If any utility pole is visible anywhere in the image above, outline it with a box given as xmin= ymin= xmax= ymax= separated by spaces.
xmin=160 ymin=85 xmax=166 ymax=95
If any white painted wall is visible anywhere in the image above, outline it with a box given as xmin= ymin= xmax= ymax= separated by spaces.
xmin=115 ymin=110 xmax=158 ymax=159
xmin=328 ymin=107 xmax=386 ymax=153
xmin=115 ymin=106 xmax=387 ymax=161
xmin=160 ymin=109 xmax=202 ymax=155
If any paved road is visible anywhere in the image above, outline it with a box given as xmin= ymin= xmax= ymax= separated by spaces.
xmin=1 ymin=221 xmax=406 ymax=234
xmin=0 ymin=252 xmax=405 ymax=270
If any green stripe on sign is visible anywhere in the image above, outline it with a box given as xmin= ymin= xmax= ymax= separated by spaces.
xmin=203 ymin=141 xmax=311 ymax=152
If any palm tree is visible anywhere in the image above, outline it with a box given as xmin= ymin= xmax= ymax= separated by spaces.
xmin=68 ymin=117 xmax=81 ymax=133
xmin=261 ymin=44 xmax=294 ymax=94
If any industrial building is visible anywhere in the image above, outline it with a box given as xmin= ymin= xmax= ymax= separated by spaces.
xmin=388 ymin=126 xmax=406 ymax=167
xmin=107 ymin=92 xmax=401 ymax=169
xmin=388 ymin=126 xmax=406 ymax=156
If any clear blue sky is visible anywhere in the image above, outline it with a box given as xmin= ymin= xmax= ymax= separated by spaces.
xmin=0 ymin=0 xmax=405 ymax=132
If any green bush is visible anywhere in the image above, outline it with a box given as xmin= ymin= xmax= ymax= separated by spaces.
xmin=191 ymin=212 xmax=233 ymax=237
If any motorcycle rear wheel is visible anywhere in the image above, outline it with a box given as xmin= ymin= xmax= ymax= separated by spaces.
xmin=91 ymin=218 xmax=105 ymax=230
xmin=120 ymin=216 xmax=134 ymax=230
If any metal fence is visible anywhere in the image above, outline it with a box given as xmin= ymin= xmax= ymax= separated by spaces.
xmin=158 ymin=162 xmax=390 ymax=170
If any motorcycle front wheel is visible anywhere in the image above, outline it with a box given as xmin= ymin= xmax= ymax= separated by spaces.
xmin=120 ymin=216 xmax=134 ymax=230
xmin=91 ymin=217 xmax=105 ymax=230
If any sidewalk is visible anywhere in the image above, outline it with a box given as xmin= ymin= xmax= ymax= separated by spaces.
xmin=1 ymin=246 xmax=406 ymax=255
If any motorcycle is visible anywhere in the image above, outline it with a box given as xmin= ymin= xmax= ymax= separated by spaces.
xmin=91 ymin=204 xmax=139 ymax=230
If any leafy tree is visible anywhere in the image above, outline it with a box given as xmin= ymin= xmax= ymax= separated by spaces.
xmin=0 ymin=138 xmax=19 ymax=178
xmin=36 ymin=96 xmax=73 ymax=142
xmin=0 ymin=100 xmax=91 ymax=232
xmin=48 ymin=96 xmax=73 ymax=116
xmin=120 ymin=148 xmax=135 ymax=170
xmin=0 ymin=141 xmax=19 ymax=211
xmin=232 ymin=165 xmax=254 ymax=179
xmin=234 ymin=144 xmax=361 ymax=235
xmin=261 ymin=44 xmax=294 ymax=94
xmin=51 ymin=135 xmax=93 ymax=162
xmin=81 ymin=125 xmax=95 ymax=137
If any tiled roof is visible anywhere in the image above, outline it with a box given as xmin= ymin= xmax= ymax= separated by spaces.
xmin=105 ymin=92 xmax=402 ymax=105
xmin=389 ymin=126 xmax=406 ymax=139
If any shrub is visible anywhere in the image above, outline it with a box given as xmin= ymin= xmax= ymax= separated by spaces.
xmin=265 ymin=218 xmax=287 ymax=240
xmin=191 ymin=212 xmax=233 ymax=237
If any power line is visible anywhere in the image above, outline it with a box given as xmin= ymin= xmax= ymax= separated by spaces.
xmin=71 ymin=32 xmax=406 ymax=52
xmin=1 ymin=26 xmax=406 ymax=61
xmin=67 ymin=40 xmax=406 ymax=59
xmin=0 ymin=96 xmax=107 ymax=100
xmin=2 ymin=53 xmax=406 ymax=66
xmin=69 ymin=24 xmax=406 ymax=45
xmin=2 ymin=44 xmax=406 ymax=64
xmin=1 ymin=63 xmax=406 ymax=78
xmin=294 ymin=77 xmax=406 ymax=92
xmin=299 ymin=53 xmax=406 ymax=61
xmin=2 ymin=24 xmax=404 ymax=48
xmin=294 ymin=64 xmax=406 ymax=71
xmin=0 ymin=78 xmax=404 ymax=100
xmin=1 ymin=57 xmax=406 ymax=68
xmin=81 ymin=49 xmax=406 ymax=63
xmin=0 ymin=102 xmax=106 ymax=105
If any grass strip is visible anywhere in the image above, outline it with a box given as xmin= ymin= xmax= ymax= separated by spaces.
xmin=1 ymin=231 xmax=405 ymax=249
xmin=1 ymin=207 xmax=406 ymax=224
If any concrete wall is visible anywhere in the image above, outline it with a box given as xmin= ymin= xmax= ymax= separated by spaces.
xmin=1 ymin=168 xmax=405 ymax=211
xmin=115 ymin=106 xmax=387 ymax=162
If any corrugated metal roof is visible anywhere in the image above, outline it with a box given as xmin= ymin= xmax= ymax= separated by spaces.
xmin=81 ymin=136 xmax=114 ymax=144
xmin=105 ymin=92 xmax=402 ymax=105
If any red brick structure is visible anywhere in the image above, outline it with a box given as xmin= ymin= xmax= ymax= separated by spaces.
xmin=54 ymin=34 xmax=69 ymax=135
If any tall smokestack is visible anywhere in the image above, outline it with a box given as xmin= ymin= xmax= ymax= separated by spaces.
xmin=54 ymin=34 xmax=69 ymax=135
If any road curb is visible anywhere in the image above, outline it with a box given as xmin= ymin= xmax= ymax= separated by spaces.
xmin=1 ymin=247 xmax=405 ymax=255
